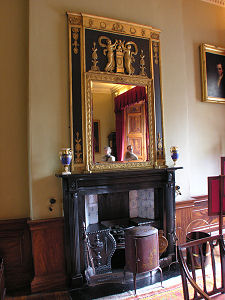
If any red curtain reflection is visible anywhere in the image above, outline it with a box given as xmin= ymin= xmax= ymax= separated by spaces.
xmin=114 ymin=86 xmax=148 ymax=161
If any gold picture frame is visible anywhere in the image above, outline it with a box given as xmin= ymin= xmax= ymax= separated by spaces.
xmin=200 ymin=43 xmax=225 ymax=104
xmin=67 ymin=12 xmax=166 ymax=173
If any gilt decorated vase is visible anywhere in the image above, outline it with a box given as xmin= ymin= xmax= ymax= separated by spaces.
xmin=59 ymin=148 xmax=73 ymax=174
xmin=170 ymin=146 xmax=179 ymax=166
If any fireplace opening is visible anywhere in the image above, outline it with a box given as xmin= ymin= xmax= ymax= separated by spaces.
xmin=85 ymin=189 xmax=156 ymax=227
xmin=59 ymin=168 xmax=179 ymax=288
xmin=85 ymin=189 xmax=160 ymax=280
xmin=111 ymin=249 xmax=125 ymax=269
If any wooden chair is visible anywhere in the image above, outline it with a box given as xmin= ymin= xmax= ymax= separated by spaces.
xmin=177 ymin=234 xmax=225 ymax=299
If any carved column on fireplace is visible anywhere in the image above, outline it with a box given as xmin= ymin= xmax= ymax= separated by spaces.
xmin=57 ymin=167 xmax=181 ymax=288
xmin=62 ymin=185 xmax=83 ymax=287
xmin=165 ymin=171 xmax=176 ymax=254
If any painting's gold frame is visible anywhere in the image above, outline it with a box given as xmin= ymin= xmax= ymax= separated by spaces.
xmin=67 ymin=12 xmax=166 ymax=173
xmin=200 ymin=43 xmax=225 ymax=104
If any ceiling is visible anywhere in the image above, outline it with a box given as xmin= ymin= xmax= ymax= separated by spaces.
xmin=91 ymin=82 xmax=135 ymax=95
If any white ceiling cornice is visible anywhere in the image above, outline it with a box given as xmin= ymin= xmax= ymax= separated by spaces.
xmin=201 ymin=0 xmax=225 ymax=7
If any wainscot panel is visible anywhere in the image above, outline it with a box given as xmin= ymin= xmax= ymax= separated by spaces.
xmin=28 ymin=217 xmax=67 ymax=293
xmin=176 ymin=195 xmax=224 ymax=244
xmin=0 ymin=218 xmax=33 ymax=292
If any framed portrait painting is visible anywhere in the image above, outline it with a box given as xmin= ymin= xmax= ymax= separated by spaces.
xmin=200 ymin=43 xmax=225 ymax=104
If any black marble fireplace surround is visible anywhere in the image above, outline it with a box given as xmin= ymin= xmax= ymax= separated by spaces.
xmin=57 ymin=167 xmax=180 ymax=289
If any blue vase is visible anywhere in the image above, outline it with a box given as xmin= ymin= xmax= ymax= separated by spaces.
xmin=170 ymin=146 xmax=179 ymax=166
xmin=59 ymin=148 xmax=73 ymax=174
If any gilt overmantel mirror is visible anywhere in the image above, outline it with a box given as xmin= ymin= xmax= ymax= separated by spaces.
xmin=67 ymin=12 xmax=165 ymax=173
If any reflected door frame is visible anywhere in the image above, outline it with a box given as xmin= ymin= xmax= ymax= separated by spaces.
xmin=124 ymin=101 xmax=147 ymax=161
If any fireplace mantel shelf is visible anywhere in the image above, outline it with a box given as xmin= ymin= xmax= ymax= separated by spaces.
xmin=57 ymin=167 xmax=182 ymax=289
xmin=56 ymin=167 xmax=182 ymax=194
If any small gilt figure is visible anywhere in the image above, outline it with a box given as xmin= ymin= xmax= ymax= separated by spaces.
xmin=98 ymin=36 xmax=117 ymax=72
xmin=91 ymin=42 xmax=100 ymax=71
xmin=139 ymin=49 xmax=146 ymax=76
xmin=122 ymin=41 xmax=138 ymax=75
xmin=157 ymin=132 xmax=163 ymax=159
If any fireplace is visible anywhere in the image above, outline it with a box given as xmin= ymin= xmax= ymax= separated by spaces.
xmin=57 ymin=167 xmax=180 ymax=288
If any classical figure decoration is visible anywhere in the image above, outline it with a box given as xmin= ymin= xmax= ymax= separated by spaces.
xmin=122 ymin=41 xmax=138 ymax=75
xmin=91 ymin=42 xmax=100 ymax=71
xmin=139 ymin=49 xmax=146 ymax=76
xmin=98 ymin=36 xmax=138 ymax=75
xmin=98 ymin=36 xmax=117 ymax=72
xmin=72 ymin=28 xmax=79 ymax=55
xmin=75 ymin=131 xmax=82 ymax=163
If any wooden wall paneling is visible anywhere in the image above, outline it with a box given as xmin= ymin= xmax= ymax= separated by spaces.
xmin=28 ymin=217 xmax=67 ymax=293
xmin=176 ymin=196 xmax=224 ymax=245
xmin=191 ymin=196 xmax=222 ymax=233
xmin=175 ymin=200 xmax=194 ymax=244
xmin=0 ymin=218 xmax=33 ymax=292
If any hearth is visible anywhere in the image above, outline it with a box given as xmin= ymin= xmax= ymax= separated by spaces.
xmin=57 ymin=167 xmax=181 ymax=288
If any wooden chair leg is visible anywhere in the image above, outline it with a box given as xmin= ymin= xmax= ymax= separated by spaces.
xmin=123 ymin=267 xmax=126 ymax=284
xmin=133 ymin=272 xmax=137 ymax=295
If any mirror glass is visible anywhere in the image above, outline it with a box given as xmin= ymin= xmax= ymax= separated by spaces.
xmin=91 ymin=81 xmax=150 ymax=164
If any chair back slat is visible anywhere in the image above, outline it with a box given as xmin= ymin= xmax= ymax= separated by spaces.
xmin=219 ymin=238 xmax=225 ymax=289
xmin=199 ymin=244 xmax=207 ymax=292
xmin=188 ymin=247 xmax=198 ymax=299
xmin=178 ymin=234 xmax=225 ymax=300
xmin=209 ymin=240 xmax=217 ymax=291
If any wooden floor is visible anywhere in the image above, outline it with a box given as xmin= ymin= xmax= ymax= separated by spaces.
xmin=5 ymin=291 xmax=71 ymax=300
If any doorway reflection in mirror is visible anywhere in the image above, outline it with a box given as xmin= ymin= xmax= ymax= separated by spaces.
xmin=92 ymin=82 xmax=149 ymax=164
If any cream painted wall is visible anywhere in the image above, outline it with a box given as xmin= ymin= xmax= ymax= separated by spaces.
xmin=0 ymin=1 xmax=29 ymax=219
xmin=180 ymin=0 xmax=225 ymax=197
xmin=29 ymin=0 xmax=189 ymax=219
xmin=2 ymin=0 xmax=224 ymax=220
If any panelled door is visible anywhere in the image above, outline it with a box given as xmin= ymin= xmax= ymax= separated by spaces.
xmin=124 ymin=101 xmax=147 ymax=161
